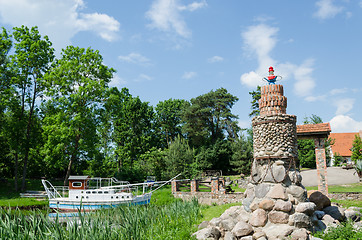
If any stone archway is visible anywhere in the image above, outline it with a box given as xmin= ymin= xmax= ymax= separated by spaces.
xmin=297 ymin=123 xmax=331 ymax=196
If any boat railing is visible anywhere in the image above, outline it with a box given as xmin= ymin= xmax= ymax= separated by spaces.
xmin=41 ymin=180 xmax=62 ymax=199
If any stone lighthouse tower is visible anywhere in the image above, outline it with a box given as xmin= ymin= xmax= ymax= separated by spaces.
xmin=242 ymin=67 xmax=317 ymax=236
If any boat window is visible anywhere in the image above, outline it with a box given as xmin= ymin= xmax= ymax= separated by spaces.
xmin=121 ymin=196 xmax=124 ymax=199
xmin=127 ymin=196 xmax=129 ymax=199
xmin=72 ymin=182 xmax=82 ymax=188
xmin=86 ymin=191 xmax=91 ymax=194
xmin=92 ymin=191 xmax=96 ymax=194
xmin=104 ymin=191 xmax=109 ymax=194
xmin=76 ymin=196 xmax=78 ymax=199
xmin=86 ymin=196 xmax=89 ymax=199
xmin=116 ymin=196 xmax=119 ymax=199
xmin=98 ymin=191 xmax=102 ymax=194
xmin=81 ymin=191 xmax=83 ymax=194
xmin=111 ymin=196 xmax=113 ymax=199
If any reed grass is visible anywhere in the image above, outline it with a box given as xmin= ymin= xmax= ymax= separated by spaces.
xmin=0 ymin=199 xmax=201 ymax=240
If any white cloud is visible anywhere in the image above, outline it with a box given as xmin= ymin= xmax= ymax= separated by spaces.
xmin=118 ymin=52 xmax=151 ymax=65
xmin=305 ymin=95 xmax=326 ymax=102
xmin=0 ymin=0 xmax=120 ymax=53
xmin=182 ymin=71 xmax=197 ymax=79
xmin=145 ymin=0 xmax=206 ymax=38
xmin=334 ymin=98 xmax=355 ymax=115
xmin=208 ymin=56 xmax=224 ymax=63
xmin=136 ymin=74 xmax=153 ymax=82
xmin=240 ymin=23 xmax=316 ymax=96
xmin=178 ymin=0 xmax=207 ymax=12
xmin=292 ymin=59 xmax=316 ymax=97
xmin=109 ymin=74 xmax=127 ymax=87
xmin=330 ymin=115 xmax=362 ymax=133
xmin=330 ymin=88 xmax=348 ymax=95
xmin=314 ymin=0 xmax=343 ymax=19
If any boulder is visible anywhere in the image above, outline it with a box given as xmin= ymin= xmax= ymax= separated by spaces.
xmin=344 ymin=209 xmax=361 ymax=222
xmin=273 ymin=199 xmax=292 ymax=212
xmin=239 ymin=236 xmax=253 ymax=240
xmin=193 ymin=227 xmax=221 ymax=240
xmin=287 ymin=185 xmax=307 ymax=202
xmin=220 ymin=206 xmax=242 ymax=219
xmin=290 ymin=228 xmax=310 ymax=240
xmin=289 ymin=213 xmax=312 ymax=228
xmin=209 ymin=217 xmax=222 ymax=227
xmin=307 ymin=190 xmax=331 ymax=210
xmin=220 ymin=218 xmax=237 ymax=232
xmin=259 ymin=199 xmax=275 ymax=211
xmin=314 ymin=210 xmax=325 ymax=220
xmin=268 ymin=210 xmax=289 ymax=224
xmin=252 ymin=230 xmax=266 ymax=240
xmin=249 ymin=209 xmax=267 ymax=227
xmin=295 ymin=202 xmax=316 ymax=216
xmin=264 ymin=224 xmax=295 ymax=240
xmin=236 ymin=209 xmax=251 ymax=223
xmin=198 ymin=221 xmax=209 ymax=230
xmin=224 ymin=231 xmax=236 ymax=240
xmin=266 ymin=184 xmax=288 ymax=200
xmin=243 ymin=198 xmax=254 ymax=212
xmin=231 ymin=221 xmax=253 ymax=237
xmin=250 ymin=199 xmax=261 ymax=212
xmin=322 ymin=206 xmax=345 ymax=221
xmin=254 ymin=183 xmax=271 ymax=198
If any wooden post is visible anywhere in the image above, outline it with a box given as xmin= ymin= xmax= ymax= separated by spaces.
xmin=314 ymin=138 xmax=329 ymax=196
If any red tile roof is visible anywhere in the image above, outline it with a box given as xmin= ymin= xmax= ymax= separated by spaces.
xmin=329 ymin=132 xmax=360 ymax=157
xmin=296 ymin=123 xmax=331 ymax=135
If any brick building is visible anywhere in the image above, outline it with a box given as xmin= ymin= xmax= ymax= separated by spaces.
xmin=329 ymin=130 xmax=362 ymax=165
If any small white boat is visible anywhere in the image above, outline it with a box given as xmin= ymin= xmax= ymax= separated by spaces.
xmin=42 ymin=176 xmax=155 ymax=211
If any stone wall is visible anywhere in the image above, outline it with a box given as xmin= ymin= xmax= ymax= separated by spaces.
xmin=329 ymin=192 xmax=362 ymax=201
xmin=173 ymin=192 xmax=244 ymax=205
xmin=252 ymin=114 xmax=298 ymax=159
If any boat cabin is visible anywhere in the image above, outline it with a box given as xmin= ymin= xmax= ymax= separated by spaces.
xmin=68 ymin=176 xmax=90 ymax=190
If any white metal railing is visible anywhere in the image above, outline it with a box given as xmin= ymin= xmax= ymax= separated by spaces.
xmin=41 ymin=180 xmax=62 ymax=199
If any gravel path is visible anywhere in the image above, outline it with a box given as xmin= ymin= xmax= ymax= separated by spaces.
xmin=300 ymin=167 xmax=360 ymax=187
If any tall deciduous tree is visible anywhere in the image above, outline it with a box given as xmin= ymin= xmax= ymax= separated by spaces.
xmin=182 ymin=88 xmax=240 ymax=147
xmin=230 ymin=133 xmax=253 ymax=175
xmin=107 ymin=87 xmax=155 ymax=170
xmin=43 ymin=46 xmax=114 ymax=185
xmin=155 ymin=99 xmax=188 ymax=146
xmin=10 ymin=26 xmax=54 ymax=191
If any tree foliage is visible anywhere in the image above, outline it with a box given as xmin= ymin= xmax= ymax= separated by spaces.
xmin=351 ymin=134 xmax=362 ymax=162
xmin=42 ymin=46 xmax=114 ymax=184
xmin=248 ymin=86 xmax=261 ymax=117
xmin=182 ymin=88 xmax=240 ymax=147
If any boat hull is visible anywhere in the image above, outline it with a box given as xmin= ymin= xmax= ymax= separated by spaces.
xmin=49 ymin=194 xmax=151 ymax=211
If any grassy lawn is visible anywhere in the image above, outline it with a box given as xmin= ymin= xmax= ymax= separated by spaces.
xmin=305 ymin=182 xmax=362 ymax=193
xmin=199 ymin=202 xmax=242 ymax=223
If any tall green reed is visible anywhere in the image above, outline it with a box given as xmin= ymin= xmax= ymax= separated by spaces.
xmin=0 ymin=199 xmax=201 ymax=240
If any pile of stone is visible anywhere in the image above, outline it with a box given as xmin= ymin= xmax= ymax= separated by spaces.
xmin=193 ymin=190 xmax=362 ymax=240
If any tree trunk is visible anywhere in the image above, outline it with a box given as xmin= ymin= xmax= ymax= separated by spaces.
xmin=64 ymin=135 xmax=80 ymax=186
xmin=21 ymin=81 xmax=37 ymax=192
xmin=14 ymin=152 xmax=18 ymax=192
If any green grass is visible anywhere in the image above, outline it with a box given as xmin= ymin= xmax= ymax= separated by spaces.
xmin=331 ymin=199 xmax=362 ymax=208
xmin=198 ymin=202 xmax=242 ymax=223
xmin=313 ymin=221 xmax=362 ymax=240
xmin=305 ymin=182 xmax=362 ymax=193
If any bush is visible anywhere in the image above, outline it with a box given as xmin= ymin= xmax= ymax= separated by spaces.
xmin=314 ymin=221 xmax=362 ymax=240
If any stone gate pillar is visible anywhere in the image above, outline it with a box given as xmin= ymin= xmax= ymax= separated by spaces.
xmin=314 ymin=138 xmax=329 ymax=196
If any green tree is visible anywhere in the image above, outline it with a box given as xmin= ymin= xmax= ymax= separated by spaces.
xmin=248 ymin=86 xmax=261 ymax=117
xmin=107 ymin=87 xmax=155 ymax=170
xmin=43 ymin=46 xmax=114 ymax=185
xmin=351 ymin=134 xmax=362 ymax=162
xmin=230 ymin=133 xmax=253 ymax=175
xmin=182 ymin=88 xmax=240 ymax=147
xmin=155 ymin=99 xmax=188 ymax=146
xmin=164 ymin=135 xmax=197 ymax=179
xmin=0 ymin=27 xmax=13 ymax=180
xmin=10 ymin=26 xmax=54 ymax=191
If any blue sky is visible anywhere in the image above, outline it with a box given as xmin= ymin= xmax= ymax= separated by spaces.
xmin=1 ymin=0 xmax=362 ymax=133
